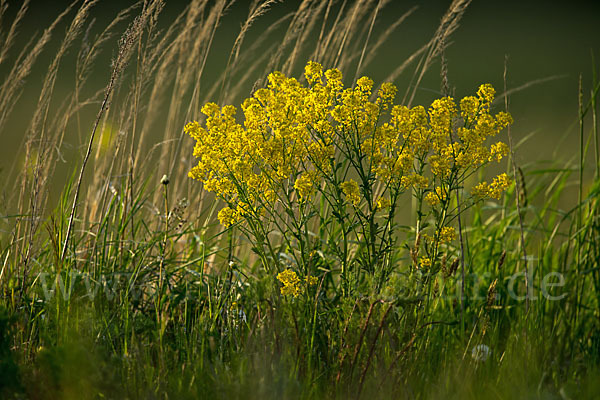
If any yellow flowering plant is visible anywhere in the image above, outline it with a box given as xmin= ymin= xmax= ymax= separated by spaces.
xmin=186 ymin=61 xmax=512 ymax=296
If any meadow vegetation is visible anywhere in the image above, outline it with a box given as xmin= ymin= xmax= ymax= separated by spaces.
xmin=0 ymin=0 xmax=599 ymax=399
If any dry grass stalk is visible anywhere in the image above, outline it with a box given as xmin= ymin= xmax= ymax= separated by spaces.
xmin=0 ymin=0 xmax=29 ymax=65
xmin=352 ymin=0 xmax=382 ymax=83
xmin=504 ymin=56 xmax=529 ymax=313
xmin=282 ymin=0 xmax=323 ymax=76
xmin=11 ymin=1 xmax=89 ymax=297
xmin=220 ymin=0 xmax=280 ymax=101
xmin=363 ymin=4 xmax=417 ymax=79
xmin=486 ymin=278 xmax=498 ymax=307
xmin=82 ymin=3 xmax=147 ymax=224
xmin=0 ymin=1 xmax=70 ymax=170
xmin=403 ymin=0 xmax=472 ymax=106
xmin=62 ymin=1 xmax=159 ymax=261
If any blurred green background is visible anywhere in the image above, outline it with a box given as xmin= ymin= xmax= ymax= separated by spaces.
xmin=2 ymin=0 xmax=600 ymax=189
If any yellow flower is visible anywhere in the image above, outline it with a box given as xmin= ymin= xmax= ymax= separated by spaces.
xmin=489 ymin=173 xmax=512 ymax=199
xmin=294 ymin=172 xmax=318 ymax=202
xmin=424 ymin=192 xmax=440 ymax=206
xmin=477 ymin=83 xmax=496 ymax=105
xmin=425 ymin=187 xmax=446 ymax=206
xmin=401 ymin=174 xmax=429 ymax=190
xmin=376 ymin=82 xmax=397 ymax=110
xmin=489 ymin=142 xmax=509 ymax=162
xmin=460 ymin=95 xmax=480 ymax=121
xmin=495 ymin=111 xmax=514 ymax=128
xmin=305 ymin=275 xmax=319 ymax=286
xmin=419 ymin=257 xmax=432 ymax=269
xmin=429 ymin=96 xmax=456 ymax=145
xmin=376 ymin=196 xmax=392 ymax=210
xmin=186 ymin=61 xmax=513 ymax=235
xmin=471 ymin=173 xmax=511 ymax=200
xmin=340 ymin=179 xmax=361 ymax=206
xmin=428 ymin=145 xmax=455 ymax=177
xmin=277 ymin=269 xmax=301 ymax=297
xmin=325 ymin=68 xmax=342 ymax=87
xmin=356 ymin=76 xmax=374 ymax=94
xmin=218 ymin=207 xmax=239 ymax=227
xmin=438 ymin=226 xmax=456 ymax=243
xmin=472 ymin=182 xmax=490 ymax=199
xmin=304 ymin=61 xmax=323 ymax=85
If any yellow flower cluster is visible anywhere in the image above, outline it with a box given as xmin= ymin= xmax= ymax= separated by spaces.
xmin=419 ymin=257 xmax=432 ymax=269
xmin=376 ymin=196 xmax=392 ymax=210
xmin=438 ymin=226 xmax=457 ymax=243
xmin=424 ymin=226 xmax=456 ymax=246
xmin=276 ymin=269 xmax=318 ymax=297
xmin=306 ymin=275 xmax=319 ymax=286
xmin=294 ymin=171 xmax=319 ymax=202
xmin=186 ymin=61 xmax=513 ymax=225
xmin=217 ymin=206 xmax=241 ymax=227
xmin=277 ymin=269 xmax=301 ymax=297
xmin=472 ymin=173 xmax=512 ymax=199
xmin=424 ymin=186 xmax=447 ymax=206
xmin=341 ymin=179 xmax=361 ymax=206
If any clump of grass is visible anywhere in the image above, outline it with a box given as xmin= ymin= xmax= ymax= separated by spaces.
xmin=0 ymin=1 xmax=599 ymax=399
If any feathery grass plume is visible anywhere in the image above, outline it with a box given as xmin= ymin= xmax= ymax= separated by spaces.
xmin=135 ymin=0 xmax=225 ymax=208
xmin=1 ymin=2 xmax=72 ymax=176
xmin=14 ymin=0 xmax=93 ymax=300
xmin=85 ymin=1 xmax=169 ymax=224
xmin=0 ymin=0 xmax=29 ymax=66
xmin=62 ymin=1 xmax=161 ymax=262
xmin=219 ymin=0 xmax=280 ymax=102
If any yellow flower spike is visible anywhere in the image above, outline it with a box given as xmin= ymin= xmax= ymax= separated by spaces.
xmin=356 ymin=76 xmax=374 ymax=93
xmin=325 ymin=68 xmax=342 ymax=83
xmin=424 ymin=191 xmax=441 ymax=207
xmin=429 ymin=97 xmax=457 ymax=141
xmin=394 ymin=150 xmax=414 ymax=175
xmin=253 ymin=88 xmax=271 ymax=105
xmin=489 ymin=142 xmax=509 ymax=162
xmin=460 ymin=95 xmax=480 ymax=121
xmin=377 ymin=82 xmax=397 ymax=109
xmin=495 ymin=111 xmax=514 ymax=128
xmin=429 ymin=151 xmax=453 ymax=178
xmin=401 ymin=174 xmax=429 ymax=190
xmin=267 ymin=71 xmax=286 ymax=89
xmin=201 ymin=102 xmax=220 ymax=117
